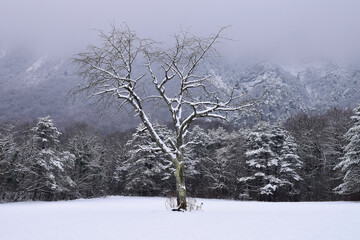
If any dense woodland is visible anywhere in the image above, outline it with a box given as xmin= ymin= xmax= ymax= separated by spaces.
xmin=1 ymin=106 xmax=360 ymax=202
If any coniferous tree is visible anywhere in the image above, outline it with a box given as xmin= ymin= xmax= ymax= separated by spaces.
xmin=239 ymin=123 xmax=278 ymax=200
xmin=334 ymin=105 xmax=360 ymax=196
xmin=240 ymin=123 xmax=302 ymax=201
xmin=22 ymin=116 xmax=75 ymax=200
xmin=203 ymin=127 xmax=239 ymax=198
xmin=116 ymin=123 xmax=175 ymax=196
xmin=183 ymin=125 xmax=208 ymax=196
xmin=270 ymin=126 xmax=302 ymax=199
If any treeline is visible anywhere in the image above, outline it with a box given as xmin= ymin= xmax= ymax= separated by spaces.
xmin=1 ymin=107 xmax=359 ymax=202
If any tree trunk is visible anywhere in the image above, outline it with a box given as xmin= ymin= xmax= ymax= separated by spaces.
xmin=32 ymin=189 xmax=37 ymax=201
xmin=174 ymin=159 xmax=187 ymax=210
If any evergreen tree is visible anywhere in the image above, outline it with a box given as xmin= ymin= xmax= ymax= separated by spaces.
xmin=270 ymin=126 xmax=302 ymax=198
xmin=334 ymin=105 xmax=360 ymax=195
xmin=184 ymin=125 xmax=208 ymax=196
xmin=203 ymin=127 xmax=239 ymax=198
xmin=117 ymin=123 xmax=175 ymax=196
xmin=239 ymin=123 xmax=278 ymax=200
xmin=22 ymin=116 xmax=75 ymax=200
xmin=240 ymin=123 xmax=302 ymax=201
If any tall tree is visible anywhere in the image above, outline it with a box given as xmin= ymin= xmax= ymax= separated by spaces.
xmin=22 ymin=116 xmax=75 ymax=200
xmin=66 ymin=123 xmax=107 ymax=198
xmin=270 ymin=126 xmax=302 ymax=199
xmin=334 ymin=105 xmax=360 ymax=196
xmin=117 ymin=123 xmax=175 ymax=196
xmin=239 ymin=123 xmax=302 ymax=201
xmin=202 ymin=127 xmax=239 ymax=198
xmin=284 ymin=108 xmax=352 ymax=200
xmin=102 ymin=130 xmax=131 ymax=195
xmin=239 ymin=123 xmax=278 ymax=200
xmin=0 ymin=123 xmax=20 ymax=201
xmin=73 ymin=25 xmax=255 ymax=210
xmin=184 ymin=125 xmax=209 ymax=196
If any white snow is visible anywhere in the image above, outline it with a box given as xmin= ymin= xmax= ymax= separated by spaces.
xmin=26 ymin=56 xmax=47 ymax=72
xmin=209 ymin=69 xmax=231 ymax=94
xmin=0 ymin=196 xmax=359 ymax=240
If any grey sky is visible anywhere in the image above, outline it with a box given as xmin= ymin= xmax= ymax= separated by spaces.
xmin=1 ymin=0 xmax=360 ymax=61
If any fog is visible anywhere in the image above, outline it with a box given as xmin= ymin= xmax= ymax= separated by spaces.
xmin=1 ymin=0 xmax=360 ymax=61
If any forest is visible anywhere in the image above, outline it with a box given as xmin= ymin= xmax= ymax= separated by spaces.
xmin=1 ymin=106 xmax=359 ymax=203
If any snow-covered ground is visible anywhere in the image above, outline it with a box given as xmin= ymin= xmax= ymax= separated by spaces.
xmin=0 ymin=196 xmax=359 ymax=240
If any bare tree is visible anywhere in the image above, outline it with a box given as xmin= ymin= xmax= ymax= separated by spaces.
xmin=73 ymin=25 xmax=254 ymax=210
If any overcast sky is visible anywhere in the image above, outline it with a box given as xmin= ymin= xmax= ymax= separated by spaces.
xmin=1 ymin=0 xmax=360 ymax=61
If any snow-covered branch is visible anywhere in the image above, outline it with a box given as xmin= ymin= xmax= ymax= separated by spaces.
xmin=73 ymin=24 xmax=256 ymax=210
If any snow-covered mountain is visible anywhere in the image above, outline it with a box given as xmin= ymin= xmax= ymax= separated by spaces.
xmin=237 ymin=62 xmax=309 ymax=121
xmin=0 ymin=49 xmax=137 ymax=131
xmin=210 ymin=59 xmax=360 ymax=123
xmin=0 ymin=48 xmax=359 ymax=129
xmin=298 ymin=62 xmax=360 ymax=109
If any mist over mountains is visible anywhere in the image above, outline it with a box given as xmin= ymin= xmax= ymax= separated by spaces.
xmin=0 ymin=48 xmax=359 ymax=131
xmin=212 ymin=60 xmax=360 ymax=123
xmin=0 ymin=48 xmax=139 ymax=132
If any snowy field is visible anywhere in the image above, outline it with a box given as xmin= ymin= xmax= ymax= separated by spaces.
xmin=0 ymin=197 xmax=359 ymax=240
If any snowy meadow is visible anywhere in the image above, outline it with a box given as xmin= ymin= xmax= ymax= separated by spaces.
xmin=0 ymin=196 xmax=359 ymax=240
xmin=1 ymin=2 xmax=360 ymax=240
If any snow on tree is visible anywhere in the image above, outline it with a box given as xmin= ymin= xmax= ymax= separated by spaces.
xmin=0 ymin=123 xmax=16 ymax=160
xmin=101 ymin=130 xmax=130 ymax=195
xmin=184 ymin=125 xmax=245 ymax=198
xmin=184 ymin=125 xmax=211 ymax=196
xmin=239 ymin=123 xmax=302 ymax=201
xmin=284 ymin=109 xmax=352 ymax=200
xmin=22 ymin=116 xmax=75 ymax=200
xmin=0 ymin=123 xmax=20 ymax=201
xmin=203 ymin=127 xmax=239 ymax=198
xmin=73 ymin=25 xmax=256 ymax=210
xmin=239 ymin=122 xmax=278 ymax=200
xmin=116 ymin=123 xmax=175 ymax=196
xmin=334 ymin=105 xmax=360 ymax=195
xmin=270 ymin=126 xmax=302 ymax=197
xmin=66 ymin=123 xmax=107 ymax=198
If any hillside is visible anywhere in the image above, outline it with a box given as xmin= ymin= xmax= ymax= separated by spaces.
xmin=1 ymin=48 xmax=360 ymax=129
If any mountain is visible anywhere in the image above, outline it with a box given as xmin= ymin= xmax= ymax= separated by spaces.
xmin=0 ymin=48 xmax=359 ymax=130
xmin=0 ymin=48 xmax=138 ymax=132
xmin=237 ymin=62 xmax=309 ymax=122
xmin=210 ymin=59 xmax=360 ymax=124
xmin=297 ymin=62 xmax=360 ymax=109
